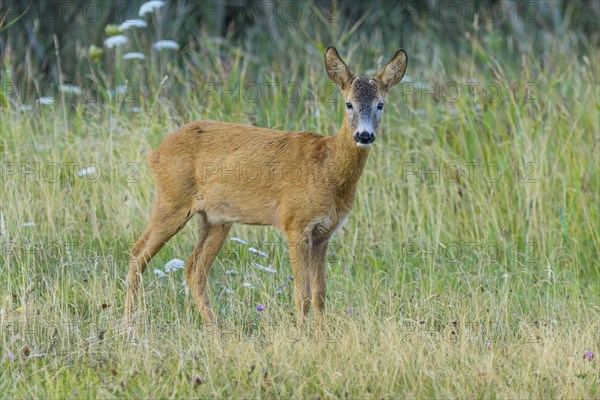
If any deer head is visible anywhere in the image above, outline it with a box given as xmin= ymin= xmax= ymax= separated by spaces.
xmin=325 ymin=47 xmax=408 ymax=147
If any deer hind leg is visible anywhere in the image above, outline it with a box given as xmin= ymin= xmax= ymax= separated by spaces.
xmin=124 ymin=201 xmax=193 ymax=322
xmin=184 ymin=216 xmax=232 ymax=325
xmin=310 ymin=239 xmax=329 ymax=318
xmin=286 ymin=231 xmax=312 ymax=329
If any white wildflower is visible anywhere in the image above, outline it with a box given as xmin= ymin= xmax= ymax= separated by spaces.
xmin=22 ymin=222 xmax=35 ymax=227
xmin=230 ymin=237 xmax=248 ymax=245
xmin=59 ymin=84 xmax=82 ymax=95
xmin=249 ymin=247 xmax=269 ymax=258
xmin=119 ymin=19 xmax=148 ymax=30
xmin=77 ymin=166 xmax=97 ymax=176
xmin=224 ymin=288 xmax=235 ymax=295
xmin=131 ymin=107 xmax=142 ymax=113
xmin=104 ymin=35 xmax=128 ymax=49
xmin=139 ymin=0 xmax=166 ymax=17
xmin=152 ymin=40 xmax=180 ymax=51
xmin=0 ymin=211 xmax=7 ymax=239
xmin=154 ymin=269 xmax=165 ymax=277
xmin=225 ymin=270 xmax=239 ymax=275
xmin=123 ymin=52 xmax=146 ymax=60
xmin=108 ymin=85 xmax=128 ymax=98
xmin=253 ymin=262 xmax=276 ymax=274
xmin=164 ymin=258 xmax=185 ymax=272
xmin=38 ymin=97 xmax=55 ymax=105
xmin=242 ymin=282 xmax=254 ymax=288
xmin=18 ymin=105 xmax=34 ymax=112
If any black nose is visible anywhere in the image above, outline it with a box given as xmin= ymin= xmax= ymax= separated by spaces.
xmin=354 ymin=131 xmax=375 ymax=145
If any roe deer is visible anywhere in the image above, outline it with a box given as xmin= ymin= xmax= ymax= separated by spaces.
xmin=124 ymin=46 xmax=408 ymax=328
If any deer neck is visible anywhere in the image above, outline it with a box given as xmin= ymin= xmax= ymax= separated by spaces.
xmin=327 ymin=115 xmax=371 ymax=195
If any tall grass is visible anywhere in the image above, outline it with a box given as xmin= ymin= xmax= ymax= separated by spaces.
xmin=0 ymin=1 xmax=598 ymax=398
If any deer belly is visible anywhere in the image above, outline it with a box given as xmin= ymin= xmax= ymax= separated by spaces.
xmin=200 ymin=188 xmax=278 ymax=226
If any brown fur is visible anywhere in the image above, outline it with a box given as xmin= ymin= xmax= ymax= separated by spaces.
xmin=124 ymin=47 xmax=408 ymax=328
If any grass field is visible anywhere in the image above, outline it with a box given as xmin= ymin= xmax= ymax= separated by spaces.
xmin=1 ymin=1 xmax=599 ymax=398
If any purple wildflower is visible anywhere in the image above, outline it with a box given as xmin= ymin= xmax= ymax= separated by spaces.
xmin=347 ymin=308 xmax=353 ymax=314
xmin=73 ymin=390 xmax=79 ymax=396
xmin=584 ymin=351 xmax=594 ymax=361
xmin=7 ymin=351 xmax=15 ymax=362
xmin=256 ymin=304 xmax=265 ymax=312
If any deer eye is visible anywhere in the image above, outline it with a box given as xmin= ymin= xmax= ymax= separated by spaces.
xmin=377 ymin=103 xmax=384 ymax=110
xmin=346 ymin=102 xmax=353 ymax=110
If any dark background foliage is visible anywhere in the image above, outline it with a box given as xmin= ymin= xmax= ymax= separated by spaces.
xmin=1 ymin=0 xmax=598 ymax=90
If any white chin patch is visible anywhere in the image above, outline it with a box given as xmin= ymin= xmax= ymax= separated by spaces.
xmin=356 ymin=142 xmax=372 ymax=148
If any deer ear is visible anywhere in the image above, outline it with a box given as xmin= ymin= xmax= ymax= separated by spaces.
xmin=375 ymin=49 xmax=408 ymax=91
xmin=324 ymin=47 xmax=354 ymax=89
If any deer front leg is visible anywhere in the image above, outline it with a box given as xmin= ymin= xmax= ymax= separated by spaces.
xmin=286 ymin=231 xmax=312 ymax=329
xmin=310 ymin=239 xmax=329 ymax=318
